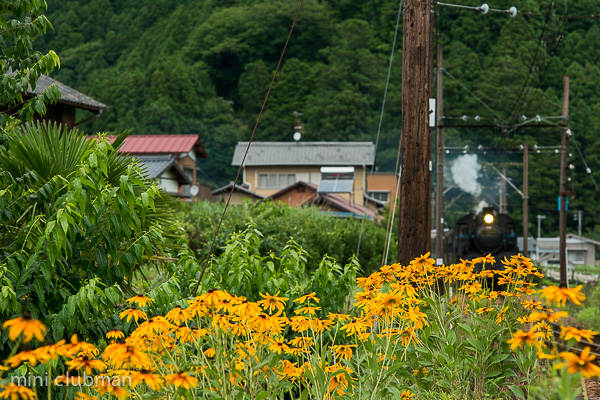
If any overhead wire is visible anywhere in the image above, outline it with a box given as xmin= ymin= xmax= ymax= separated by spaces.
xmin=441 ymin=68 xmax=504 ymax=121
xmin=355 ymin=0 xmax=403 ymax=259
xmin=192 ymin=0 xmax=305 ymax=296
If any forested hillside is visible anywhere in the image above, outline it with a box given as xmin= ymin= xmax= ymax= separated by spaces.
xmin=37 ymin=0 xmax=600 ymax=237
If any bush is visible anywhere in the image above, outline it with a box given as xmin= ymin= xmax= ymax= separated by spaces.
xmin=179 ymin=199 xmax=387 ymax=275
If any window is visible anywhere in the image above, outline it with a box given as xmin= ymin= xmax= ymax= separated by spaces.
xmin=367 ymin=191 xmax=390 ymax=203
xmin=259 ymin=173 xmax=295 ymax=189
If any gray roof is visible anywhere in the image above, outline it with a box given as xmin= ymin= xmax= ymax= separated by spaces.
xmin=536 ymin=234 xmax=600 ymax=250
xmin=211 ymin=182 xmax=264 ymax=199
xmin=232 ymin=142 xmax=375 ymax=166
xmin=29 ymin=75 xmax=107 ymax=111
xmin=135 ymin=155 xmax=192 ymax=184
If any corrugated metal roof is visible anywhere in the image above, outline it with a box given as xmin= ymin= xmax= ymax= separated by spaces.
xmin=29 ymin=75 xmax=107 ymax=111
xmin=118 ymin=135 xmax=205 ymax=156
xmin=135 ymin=155 xmax=192 ymax=184
xmin=232 ymin=142 xmax=375 ymax=166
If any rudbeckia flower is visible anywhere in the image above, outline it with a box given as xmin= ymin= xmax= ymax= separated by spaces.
xmin=507 ymin=327 xmax=543 ymax=350
xmin=0 ymin=383 xmax=36 ymax=400
xmin=165 ymin=371 xmax=199 ymax=389
xmin=560 ymin=326 xmax=597 ymax=342
xmin=540 ymin=285 xmax=586 ymax=306
xmin=293 ymin=292 xmax=319 ymax=304
xmin=106 ymin=329 xmax=125 ymax=340
xmin=258 ymin=291 xmax=288 ymax=315
xmin=165 ymin=306 xmax=192 ymax=325
xmin=119 ymin=308 xmax=147 ymax=323
xmin=2 ymin=314 xmax=46 ymax=343
xmin=558 ymin=347 xmax=600 ymax=378
xmin=125 ymin=295 xmax=154 ymax=308
xmin=130 ymin=369 xmax=163 ymax=390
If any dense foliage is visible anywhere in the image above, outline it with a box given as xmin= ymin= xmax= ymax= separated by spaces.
xmin=179 ymin=199 xmax=388 ymax=275
xmin=34 ymin=0 xmax=600 ymax=237
xmin=0 ymin=0 xmax=60 ymax=128
xmin=2 ymin=255 xmax=599 ymax=399
xmin=0 ymin=123 xmax=196 ymax=352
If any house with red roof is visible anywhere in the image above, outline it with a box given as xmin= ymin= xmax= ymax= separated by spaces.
xmin=116 ymin=134 xmax=209 ymax=200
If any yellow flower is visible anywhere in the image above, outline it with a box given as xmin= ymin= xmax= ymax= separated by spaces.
xmin=165 ymin=371 xmax=199 ymax=389
xmin=507 ymin=327 xmax=543 ymax=350
xmin=400 ymin=389 xmax=415 ymax=399
xmin=558 ymin=347 xmax=600 ymax=378
xmin=204 ymin=348 xmax=216 ymax=358
xmin=258 ymin=291 xmax=288 ymax=315
xmin=119 ymin=308 xmax=147 ymax=323
xmin=33 ymin=340 xmax=65 ymax=363
xmin=268 ymin=338 xmax=291 ymax=354
xmin=102 ymin=343 xmax=151 ymax=368
xmin=529 ymin=310 xmax=569 ymax=323
xmin=495 ymin=306 xmax=508 ymax=325
xmin=7 ymin=348 xmax=38 ymax=368
xmin=540 ymin=285 xmax=586 ymax=306
xmin=125 ymin=295 xmax=154 ymax=308
xmin=328 ymin=345 xmax=357 ymax=361
xmin=327 ymin=312 xmax=351 ymax=322
xmin=75 ymin=393 xmax=99 ymax=400
xmin=0 ymin=383 xmax=36 ymax=400
xmin=92 ymin=381 xmax=128 ymax=399
xmin=476 ymin=307 xmax=494 ymax=314
xmin=459 ymin=281 xmax=482 ymax=295
xmin=66 ymin=356 xmax=106 ymax=375
xmin=130 ymin=369 xmax=163 ymax=391
xmin=294 ymin=306 xmax=321 ymax=315
xmin=560 ymin=326 xmax=597 ymax=342
xmin=340 ymin=317 xmax=370 ymax=336
xmin=293 ymin=292 xmax=320 ymax=304
xmin=164 ymin=306 xmax=192 ymax=325
xmin=196 ymin=289 xmax=230 ymax=308
xmin=106 ymin=329 xmax=125 ymax=340
xmin=2 ymin=314 xmax=46 ymax=343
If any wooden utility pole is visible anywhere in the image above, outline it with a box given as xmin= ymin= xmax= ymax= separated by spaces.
xmin=523 ymin=144 xmax=529 ymax=257
xmin=559 ymin=75 xmax=570 ymax=287
xmin=398 ymin=0 xmax=432 ymax=264
xmin=435 ymin=42 xmax=445 ymax=263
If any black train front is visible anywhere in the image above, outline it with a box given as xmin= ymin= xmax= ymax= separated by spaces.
xmin=453 ymin=206 xmax=519 ymax=271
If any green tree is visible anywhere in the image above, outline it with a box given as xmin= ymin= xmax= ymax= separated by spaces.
xmin=0 ymin=0 xmax=61 ymax=128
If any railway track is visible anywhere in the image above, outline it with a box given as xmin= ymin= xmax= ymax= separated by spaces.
xmin=549 ymin=322 xmax=600 ymax=359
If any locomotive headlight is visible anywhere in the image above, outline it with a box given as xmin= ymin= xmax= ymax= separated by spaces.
xmin=483 ymin=213 xmax=494 ymax=224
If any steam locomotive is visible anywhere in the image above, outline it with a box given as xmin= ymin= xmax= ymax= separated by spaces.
xmin=453 ymin=207 xmax=519 ymax=270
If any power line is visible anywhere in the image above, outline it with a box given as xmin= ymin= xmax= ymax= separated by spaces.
xmin=192 ymin=0 xmax=305 ymax=296
xmin=442 ymin=68 xmax=504 ymax=121
xmin=356 ymin=0 xmax=403 ymax=258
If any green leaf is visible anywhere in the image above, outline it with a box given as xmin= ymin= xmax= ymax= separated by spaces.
xmin=508 ymin=385 xmax=525 ymax=399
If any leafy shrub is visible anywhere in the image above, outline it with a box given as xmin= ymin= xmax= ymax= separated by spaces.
xmin=0 ymin=123 xmax=195 ymax=352
xmin=179 ymin=199 xmax=387 ymax=275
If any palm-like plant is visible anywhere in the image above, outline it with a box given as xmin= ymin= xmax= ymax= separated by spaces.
xmin=0 ymin=122 xmax=188 ymax=345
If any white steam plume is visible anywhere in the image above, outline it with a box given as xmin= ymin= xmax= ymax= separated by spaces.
xmin=451 ymin=154 xmax=482 ymax=196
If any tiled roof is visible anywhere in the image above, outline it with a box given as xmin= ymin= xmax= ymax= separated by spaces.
xmin=29 ymin=75 xmax=107 ymax=111
xmin=312 ymin=192 xmax=376 ymax=219
xmin=117 ymin=135 xmax=207 ymax=158
xmin=232 ymin=142 xmax=375 ymax=166
xmin=135 ymin=155 xmax=192 ymax=185
xmin=268 ymin=181 xmax=318 ymax=199
xmin=212 ymin=182 xmax=264 ymax=199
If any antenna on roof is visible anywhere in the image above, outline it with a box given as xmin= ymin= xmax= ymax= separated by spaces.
xmin=292 ymin=110 xmax=304 ymax=141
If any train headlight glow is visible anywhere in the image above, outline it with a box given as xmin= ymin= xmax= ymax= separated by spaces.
xmin=484 ymin=213 xmax=494 ymax=224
